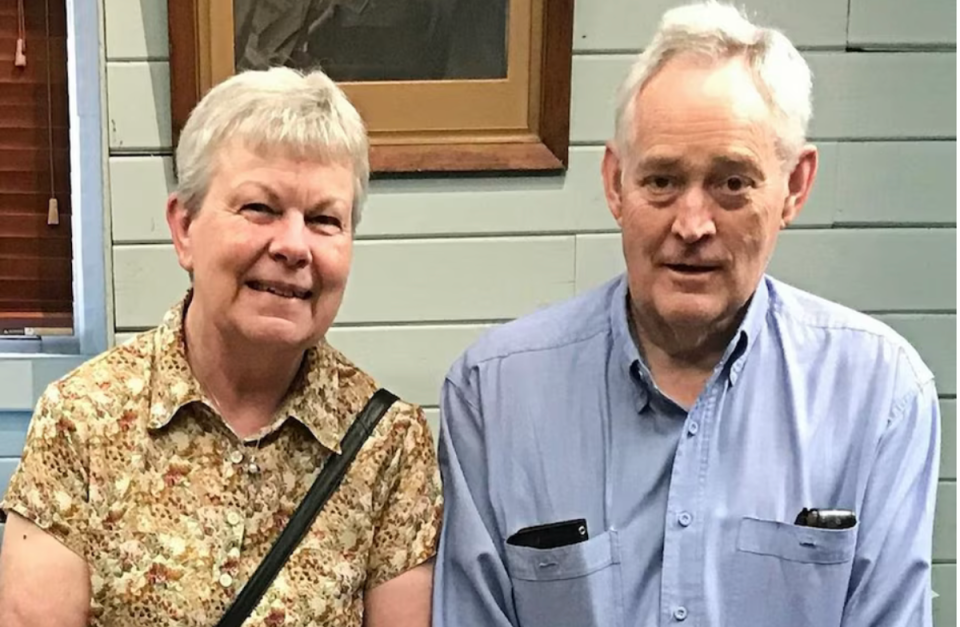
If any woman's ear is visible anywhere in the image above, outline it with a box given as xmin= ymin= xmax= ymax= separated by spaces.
xmin=166 ymin=193 xmax=196 ymax=274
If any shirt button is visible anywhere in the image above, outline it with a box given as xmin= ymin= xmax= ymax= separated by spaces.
xmin=687 ymin=421 xmax=699 ymax=435
xmin=219 ymin=573 xmax=234 ymax=588
xmin=248 ymin=462 xmax=260 ymax=474
xmin=229 ymin=450 xmax=244 ymax=464
xmin=228 ymin=547 xmax=240 ymax=559
xmin=227 ymin=511 xmax=242 ymax=526
xmin=673 ymin=606 xmax=688 ymax=621
xmin=678 ymin=512 xmax=693 ymax=527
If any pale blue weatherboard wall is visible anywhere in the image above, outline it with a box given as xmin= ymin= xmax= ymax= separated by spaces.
xmin=0 ymin=0 xmax=955 ymax=623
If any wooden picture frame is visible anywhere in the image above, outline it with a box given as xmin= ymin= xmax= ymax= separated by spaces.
xmin=167 ymin=0 xmax=574 ymax=174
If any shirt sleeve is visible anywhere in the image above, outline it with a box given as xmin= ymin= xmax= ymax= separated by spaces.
xmin=365 ymin=403 xmax=443 ymax=589
xmin=431 ymin=377 xmax=519 ymax=627
xmin=841 ymin=376 xmax=941 ymax=626
xmin=1 ymin=383 xmax=92 ymax=561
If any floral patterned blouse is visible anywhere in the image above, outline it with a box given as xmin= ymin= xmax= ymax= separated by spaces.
xmin=2 ymin=296 xmax=443 ymax=626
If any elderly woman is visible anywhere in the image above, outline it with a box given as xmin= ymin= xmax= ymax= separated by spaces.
xmin=0 ymin=68 xmax=441 ymax=626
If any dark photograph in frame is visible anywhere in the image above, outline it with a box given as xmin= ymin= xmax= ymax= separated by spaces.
xmin=234 ymin=0 xmax=509 ymax=81
xmin=168 ymin=0 xmax=574 ymax=174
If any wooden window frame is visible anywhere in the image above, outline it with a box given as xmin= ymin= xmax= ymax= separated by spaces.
xmin=167 ymin=0 xmax=574 ymax=174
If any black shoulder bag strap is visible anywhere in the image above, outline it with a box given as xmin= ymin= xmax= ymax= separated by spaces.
xmin=216 ymin=388 xmax=399 ymax=627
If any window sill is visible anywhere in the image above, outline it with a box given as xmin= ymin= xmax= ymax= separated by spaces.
xmin=0 ymin=336 xmax=82 ymax=356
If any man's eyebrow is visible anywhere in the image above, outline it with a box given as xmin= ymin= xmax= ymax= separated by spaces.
xmin=711 ymin=155 xmax=765 ymax=180
xmin=635 ymin=155 xmax=684 ymax=171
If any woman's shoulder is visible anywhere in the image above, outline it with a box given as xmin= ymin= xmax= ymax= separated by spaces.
xmin=35 ymin=330 xmax=161 ymax=424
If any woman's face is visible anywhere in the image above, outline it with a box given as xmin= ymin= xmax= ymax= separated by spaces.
xmin=167 ymin=144 xmax=355 ymax=352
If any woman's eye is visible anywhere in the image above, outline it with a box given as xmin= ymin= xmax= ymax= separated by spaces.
xmin=308 ymin=214 xmax=343 ymax=230
xmin=242 ymin=203 xmax=277 ymax=215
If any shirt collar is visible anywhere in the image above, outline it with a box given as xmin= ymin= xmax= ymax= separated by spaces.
xmin=608 ymin=272 xmax=772 ymax=392
xmin=146 ymin=292 xmax=350 ymax=453
xmin=726 ymin=275 xmax=770 ymax=386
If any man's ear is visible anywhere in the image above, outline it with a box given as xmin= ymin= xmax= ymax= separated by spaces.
xmin=602 ymin=142 xmax=626 ymax=227
xmin=781 ymin=145 xmax=818 ymax=228
xmin=166 ymin=193 xmax=196 ymax=274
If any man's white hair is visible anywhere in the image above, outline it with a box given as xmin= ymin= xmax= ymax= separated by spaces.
xmin=614 ymin=1 xmax=812 ymax=162
xmin=175 ymin=66 xmax=369 ymax=230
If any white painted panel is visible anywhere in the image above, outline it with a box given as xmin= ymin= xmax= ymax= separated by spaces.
xmin=0 ymin=413 xmax=30 ymax=457
xmin=575 ymin=229 xmax=956 ymax=311
xmin=0 ymin=458 xmax=17 ymax=501
xmin=341 ymin=238 xmax=576 ymax=322
xmin=835 ymin=142 xmax=957 ymax=225
xmin=806 ymin=53 xmax=956 ymax=140
xmin=933 ymin=564 xmax=956 ymax=627
xmin=877 ymin=315 xmax=957 ymax=396
xmin=106 ymin=62 xmax=172 ymax=151
xmin=0 ymin=362 xmax=33 ymax=412
xmin=104 ymin=0 xmax=170 ymax=60
xmin=849 ymin=0 xmax=956 ymax=48
xmin=110 ymin=157 xmax=177 ymax=242
xmin=934 ymin=482 xmax=955 ymax=561
xmin=573 ymin=0 xmax=847 ymax=52
xmin=108 ymin=148 xmax=616 ymax=243
xmin=114 ymin=140 xmax=959 ymax=243
xmin=423 ymin=408 xmax=440 ymax=449
xmin=940 ymin=400 xmax=956 ymax=481
xmin=571 ymin=53 xmax=957 ymax=144
xmin=113 ymin=237 xmax=576 ymax=329
xmin=327 ymin=325 xmax=492 ymax=407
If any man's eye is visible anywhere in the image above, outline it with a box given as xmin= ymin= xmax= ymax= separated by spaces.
xmin=720 ymin=176 xmax=753 ymax=193
xmin=642 ymin=175 xmax=676 ymax=191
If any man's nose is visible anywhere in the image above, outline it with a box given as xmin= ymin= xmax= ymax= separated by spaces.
xmin=671 ymin=187 xmax=717 ymax=243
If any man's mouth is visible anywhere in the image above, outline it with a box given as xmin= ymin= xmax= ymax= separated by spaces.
xmin=247 ymin=280 xmax=312 ymax=300
xmin=664 ymin=263 xmax=718 ymax=275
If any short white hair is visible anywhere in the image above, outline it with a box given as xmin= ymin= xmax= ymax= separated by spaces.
xmin=614 ymin=1 xmax=812 ymax=161
xmin=175 ymin=66 xmax=369 ymax=230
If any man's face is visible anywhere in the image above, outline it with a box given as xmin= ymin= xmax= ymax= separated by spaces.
xmin=602 ymin=54 xmax=817 ymax=335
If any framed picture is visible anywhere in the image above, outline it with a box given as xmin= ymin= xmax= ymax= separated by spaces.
xmin=167 ymin=0 xmax=575 ymax=174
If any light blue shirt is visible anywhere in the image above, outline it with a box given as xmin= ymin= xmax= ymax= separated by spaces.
xmin=433 ymin=274 xmax=940 ymax=627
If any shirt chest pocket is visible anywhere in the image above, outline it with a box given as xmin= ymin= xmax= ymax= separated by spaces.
xmin=729 ymin=517 xmax=858 ymax=627
xmin=504 ymin=530 xmax=624 ymax=627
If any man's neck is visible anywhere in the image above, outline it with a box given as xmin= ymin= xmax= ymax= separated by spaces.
xmin=183 ymin=305 xmax=304 ymax=434
xmin=629 ymin=302 xmax=744 ymax=409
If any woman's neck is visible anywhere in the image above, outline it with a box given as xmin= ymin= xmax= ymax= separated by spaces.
xmin=183 ymin=304 xmax=304 ymax=434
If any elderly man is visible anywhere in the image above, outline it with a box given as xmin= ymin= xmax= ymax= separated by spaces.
xmin=432 ymin=2 xmax=940 ymax=626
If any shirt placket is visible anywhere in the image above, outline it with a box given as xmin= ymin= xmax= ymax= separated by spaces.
xmin=660 ymin=383 xmax=718 ymax=626
xmin=216 ymin=446 xmax=260 ymax=592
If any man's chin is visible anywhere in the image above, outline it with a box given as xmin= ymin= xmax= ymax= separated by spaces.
xmin=655 ymin=297 xmax=727 ymax=330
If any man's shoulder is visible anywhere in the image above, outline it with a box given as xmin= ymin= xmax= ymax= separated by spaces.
xmin=767 ymin=277 xmax=934 ymax=386
xmin=453 ymin=276 xmax=621 ymax=371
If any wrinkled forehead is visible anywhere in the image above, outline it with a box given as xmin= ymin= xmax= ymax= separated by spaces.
xmin=626 ymin=56 xmax=779 ymax=166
